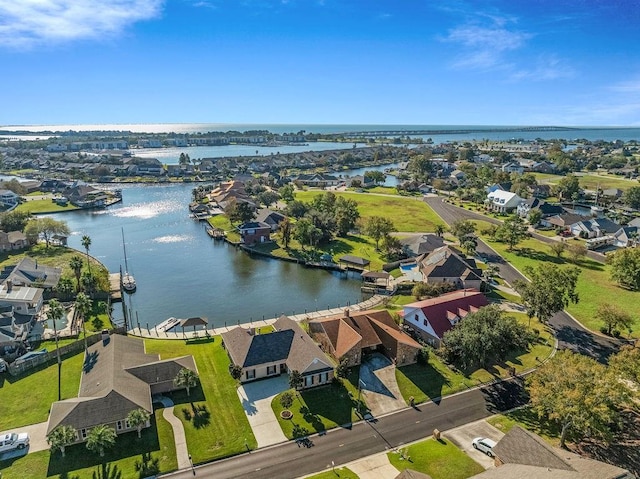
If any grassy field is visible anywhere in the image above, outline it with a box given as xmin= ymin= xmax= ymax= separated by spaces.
xmin=15 ymin=199 xmax=80 ymax=214
xmin=532 ymin=172 xmax=638 ymax=191
xmin=0 ymin=410 xmax=177 ymax=479
xmin=388 ymin=438 xmax=484 ymax=479
xmin=295 ymin=191 xmax=443 ymax=233
xmin=395 ymin=311 xmax=553 ymax=405
xmin=272 ymin=369 xmax=364 ymax=439
xmin=480 ymin=234 xmax=640 ymax=337
xmin=0 ymin=350 xmax=84 ymax=430
xmin=487 ymin=406 xmax=561 ymax=447
xmin=305 ymin=467 xmax=359 ymax=479
xmin=143 ymin=336 xmax=256 ymax=463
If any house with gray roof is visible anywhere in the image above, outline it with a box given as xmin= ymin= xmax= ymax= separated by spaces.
xmin=221 ymin=315 xmax=334 ymax=389
xmin=471 ymin=426 xmax=632 ymax=479
xmin=1 ymin=257 xmax=61 ymax=290
xmin=418 ymin=246 xmax=483 ymax=290
xmin=400 ymin=234 xmax=445 ymax=257
xmin=47 ymin=334 xmax=197 ymax=443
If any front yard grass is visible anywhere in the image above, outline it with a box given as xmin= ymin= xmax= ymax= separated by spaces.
xmin=395 ymin=312 xmax=553 ymax=405
xmin=0 ymin=350 xmax=84 ymax=431
xmin=388 ymin=437 xmax=484 ymax=479
xmin=487 ymin=406 xmax=561 ymax=447
xmin=305 ymin=467 xmax=360 ymax=479
xmin=0 ymin=410 xmax=177 ymax=479
xmin=15 ymin=199 xmax=81 ymax=214
xmin=143 ymin=336 xmax=256 ymax=463
xmin=272 ymin=369 xmax=364 ymax=439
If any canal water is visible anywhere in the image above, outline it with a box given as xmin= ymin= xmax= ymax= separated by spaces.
xmin=49 ymin=184 xmax=363 ymax=328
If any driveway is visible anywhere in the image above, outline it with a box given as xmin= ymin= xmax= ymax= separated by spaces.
xmin=0 ymin=421 xmax=49 ymax=459
xmin=443 ymin=418 xmax=505 ymax=469
xmin=237 ymin=375 xmax=289 ymax=448
xmin=359 ymin=353 xmax=406 ymax=416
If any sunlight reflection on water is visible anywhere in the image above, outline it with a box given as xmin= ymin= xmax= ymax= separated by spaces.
xmin=111 ymin=200 xmax=180 ymax=219
xmin=152 ymin=234 xmax=192 ymax=244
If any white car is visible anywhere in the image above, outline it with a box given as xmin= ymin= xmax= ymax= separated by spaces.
xmin=0 ymin=432 xmax=30 ymax=453
xmin=472 ymin=437 xmax=497 ymax=457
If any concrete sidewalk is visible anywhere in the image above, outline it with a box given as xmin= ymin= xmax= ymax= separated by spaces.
xmin=162 ymin=406 xmax=192 ymax=470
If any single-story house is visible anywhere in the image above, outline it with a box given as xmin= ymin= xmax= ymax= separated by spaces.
xmin=309 ymin=309 xmax=422 ymax=367
xmin=418 ymin=246 xmax=483 ymax=290
xmin=0 ymin=231 xmax=28 ymax=251
xmin=517 ymin=198 xmax=564 ymax=219
xmin=612 ymin=226 xmax=638 ymax=248
xmin=540 ymin=213 xmax=589 ymax=230
xmin=237 ymin=221 xmax=271 ymax=245
xmin=486 ymin=190 xmax=523 ymax=213
xmin=255 ymin=209 xmax=287 ymax=232
xmin=47 ymin=334 xmax=197 ymax=443
xmin=471 ymin=426 xmax=632 ymax=479
xmin=570 ymin=217 xmax=621 ymax=239
xmin=221 ymin=315 xmax=334 ymax=389
xmin=400 ymin=234 xmax=445 ymax=257
xmin=501 ymin=162 xmax=524 ymax=175
xmin=400 ymin=289 xmax=488 ymax=347
xmin=293 ymin=173 xmax=341 ymax=188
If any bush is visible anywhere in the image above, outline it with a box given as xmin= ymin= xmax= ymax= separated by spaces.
xmin=416 ymin=346 xmax=430 ymax=365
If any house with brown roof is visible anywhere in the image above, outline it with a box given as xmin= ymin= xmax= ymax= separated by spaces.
xmin=471 ymin=426 xmax=632 ymax=479
xmin=47 ymin=334 xmax=197 ymax=443
xmin=309 ymin=309 xmax=422 ymax=368
xmin=238 ymin=221 xmax=271 ymax=245
xmin=0 ymin=231 xmax=28 ymax=252
xmin=221 ymin=315 xmax=334 ymax=389
xmin=400 ymin=289 xmax=488 ymax=347
xmin=418 ymin=246 xmax=483 ymax=290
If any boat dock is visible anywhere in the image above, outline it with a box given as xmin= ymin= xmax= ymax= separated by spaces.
xmin=109 ymin=273 xmax=122 ymax=301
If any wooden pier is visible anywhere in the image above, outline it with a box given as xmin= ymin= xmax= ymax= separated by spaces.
xmin=109 ymin=273 xmax=122 ymax=301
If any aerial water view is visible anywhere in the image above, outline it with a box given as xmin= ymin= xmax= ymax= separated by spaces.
xmin=1 ymin=1 xmax=640 ymax=478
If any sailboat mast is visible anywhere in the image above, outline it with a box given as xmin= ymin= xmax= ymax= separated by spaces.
xmin=122 ymin=228 xmax=129 ymax=272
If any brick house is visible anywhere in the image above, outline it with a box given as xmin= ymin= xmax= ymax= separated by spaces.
xmin=237 ymin=221 xmax=271 ymax=245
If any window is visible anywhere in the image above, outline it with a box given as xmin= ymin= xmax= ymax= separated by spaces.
xmin=246 ymin=369 xmax=255 ymax=380
xmin=324 ymin=372 xmax=330 ymax=383
xmin=117 ymin=421 xmax=123 ymax=431
xmin=81 ymin=429 xmax=87 ymax=439
xmin=414 ymin=314 xmax=418 ymax=322
xmin=267 ymin=365 xmax=276 ymax=375
xmin=423 ymin=319 xmax=428 ymax=326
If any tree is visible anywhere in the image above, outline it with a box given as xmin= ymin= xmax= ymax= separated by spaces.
xmin=229 ymin=364 xmax=243 ymax=381
xmin=278 ymin=184 xmax=295 ymax=203
xmin=335 ymin=358 xmax=350 ymax=379
xmin=69 ymin=255 xmax=83 ymax=292
xmin=555 ymin=174 xmax=580 ymax=200
xmin=81 ymin=271 xmax=97 ymax=296
xmin=514 ymin=264 xmax=581 ymax=324
xmin=75 ymin=292 xmax=92 ymax=353
xmin=441 ymin=305 xmax=533 ymax=370
xmin=460 ymin=235 xmax=477 ymax=256
xmin=527 ymin=350 xmax=627 ymax=448
xmin=527 ymin=208 xmax=542 ymax=227
xmin=47 ymin=299 xmax=65 ymax=401
xmin=279 ymin=217 xmax=292 ymax=249
xmin=256 ymin=190 xmax=279 ymax=208
xmin=608 ymin=345 xmax=640 ymax=397
xmin=289 ymin=370 xmax=304 ymax=391
xmin=595 ymin=303 xmax=635 ymax=336
xmin=412 ymin=282 xmax=431 ymax=300
xmin=226 ymin=199 xmax=255 ymax=224
xmin=279 ymin=391 xmax=294 ymax=410
xmin=81 ymin=235 xmax=92 ymax=275
xmin=24 ymin=217 xmax=70 ymax=249
xmin=608 ymin=248 xmax=640 ymax=290
xmin=47 ymin=425 xmax=78 ymax=458
xmin=173 ymin=368 xmax=199 ymax=396
xmin=334 ymin=196 xmax=360 ymax=237
xmin=364 ymin=170 xmax=386 ymax=185
xmin=549 ymin=241 xmax=566 ymax=258
xmin=450 ymin=219 xmax=476 ymax=242
xmin=126 ymin=408 xmax=151 ymax=439
xmin=363 ymin=216 xmax=396 ymax=250
xmin=55 ymin=277 xmax=74 ymax=301
xmin=566 ymin=242 xmax=588 ymax=264
xmin=293 ymin=217 xmax=321 ymax=250
xmin=623 ymin=186 xmax=640 ymax=209
xmin=494 ymin=215 xmax=528 ymax=251
xmin=285 ymin=200 xmax=308 ymax=219
xmin=86 ymin=425 xmax=117 ymax=457
xmin=435 ymin=224 xmax=446 ymax=237
xmin=0 ymin=210 xmax=30 ymax=232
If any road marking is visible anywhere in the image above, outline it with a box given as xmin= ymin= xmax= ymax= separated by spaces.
xmin=255 ymin=468 xmax=261 ymax=471
xmin=415 ymin=420 xmax=421 ymax=424
xmin=339 ymin=444 xmax=344 ymax=447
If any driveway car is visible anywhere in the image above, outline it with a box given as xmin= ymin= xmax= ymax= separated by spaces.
xmin=0 ymin=432 xmax=30 ymax=453
xmin=472 ymin=437 xmax=496 ymax=457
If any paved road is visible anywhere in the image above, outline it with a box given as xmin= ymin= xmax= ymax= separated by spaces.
xmin=164 ymin=379 xmax=527 ymax=479
xmin=424 ymin=196 xmax=621 ymax=362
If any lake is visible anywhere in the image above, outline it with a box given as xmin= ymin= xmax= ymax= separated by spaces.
xmin=48 ymin=184 xmax=363 ymax=328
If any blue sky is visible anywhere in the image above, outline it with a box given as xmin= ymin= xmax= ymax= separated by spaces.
xmin=0 ymin=0 xmax=639 ymax=126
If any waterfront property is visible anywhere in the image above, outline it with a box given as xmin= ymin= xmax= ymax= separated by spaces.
xmin=237 ymin=221 xmax=271 ymax=245
xmin=309 ymin=309 xmax=422 ymax=367
xmin=0 ymin=230 xmax=28 ymax=251
xmin=47 ymin=333 xmax=197 ymax=443
xmin=400 ymin=289 xmax=488 ymax=348
xmin=221 ymin=315 xmax=334 ymax=389
xmin=418 ymin=246 xmax=484 ymax=290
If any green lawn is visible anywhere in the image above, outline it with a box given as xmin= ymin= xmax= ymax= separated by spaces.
xmin=0 ymin=350 xmax=84 ymax=431
xmin=487 ymin=406 xmax=561 ymax=447
xmin=395 ymin=312 xmax=553 ymax=405
xmin=295 ymin=191 xmax=442 ymax=232
xmin=272 ymin=370 xmax=364 ymax=439
xmin=15 ymin=199 xmax=80 ymax=214
xmin=481 ymin=235 xmax=640 ymax=337
xmin=305 ymin=467 xmax=360 ymax=479
xmin=388 ymin=438 xmax=484 ymax=479
xmin=532 ymin=172 xmax=637 ymax=191
xmin=143 ymin=336 xmax=256 ymax=463
xmin=0 ymin=410 xmax=177 ymax=479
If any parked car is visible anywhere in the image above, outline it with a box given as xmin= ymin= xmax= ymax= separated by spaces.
xmin=0 ymin=432 xmax=30 ymax=453
xmin=472 ymin=437 xmax=497 ymax=457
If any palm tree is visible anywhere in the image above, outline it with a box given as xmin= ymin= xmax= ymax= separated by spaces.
xmin=173 ymin=368 xmax=199 ymax=396
xmin=47 ymin=425 xmax=78 ymax=458
xmin=47 ymin=299 xmax=65 ymax=401
xmin=86 ymin=425 xmax=116 ymax=457
xmin=126 ymin=408 xmax=151 ymax=439
xmin=435 ymin=224 xmax=446 ymax=237
xmin=81 ymin=235 xmax=92 ymax=275
xmin=75 ymin=292 xmax=92 ymax=354
xmin=69 ymin=255 xmax=83 ymax=292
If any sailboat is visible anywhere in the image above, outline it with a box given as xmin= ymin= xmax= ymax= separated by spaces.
xmin=121 ymin=228 xmax=136 ymax=293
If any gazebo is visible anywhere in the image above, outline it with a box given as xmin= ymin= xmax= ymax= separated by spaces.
xmin=361 ymin=270 xmax=391 ymax=289
xmin=338 ymin=255 xmax=370 ymax=270
xmin=179 ymin=317 xmax=208 ymax=337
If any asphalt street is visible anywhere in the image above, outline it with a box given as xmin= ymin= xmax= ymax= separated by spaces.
xmin=164 ymin=379 xmax=527 ymax=479
xmin=424 ymin=196 xmax=622 ymax=362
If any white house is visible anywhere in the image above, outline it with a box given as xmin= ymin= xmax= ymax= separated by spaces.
xmin=0 ymin=281 xmax=43 ymax=316
xmin=501 ymin=162 xmax=524 ymax=174
xmin=0 ymin=190 xmax=20 ymax=208
xmin=486 ymin=190 xmax=523 ymax=213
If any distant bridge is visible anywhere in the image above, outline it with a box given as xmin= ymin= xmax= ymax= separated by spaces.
xmin=337 ymin=126 xmax=579 ymax=138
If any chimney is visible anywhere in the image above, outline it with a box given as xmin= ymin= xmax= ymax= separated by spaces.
xmin=6 ymin=280 xmax=12 ymax=292
xmin=344 ymin=308 xmax=350 ymax=318
xmin=249 ymin=327 xmax=255 ymax=336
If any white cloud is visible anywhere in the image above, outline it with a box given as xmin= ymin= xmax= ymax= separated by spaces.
xmin=610 ymin=78 xmax=640 ymax=94
xmin=0 ymin=0 xmax=164 ymax=48
xmin=510 ymin=55 xmax=575 ymax=82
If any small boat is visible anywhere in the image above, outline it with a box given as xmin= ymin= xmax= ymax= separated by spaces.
xmin=121 ymin=228 xmax=136 ymax=293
